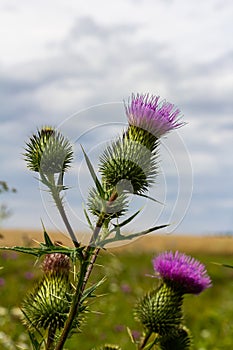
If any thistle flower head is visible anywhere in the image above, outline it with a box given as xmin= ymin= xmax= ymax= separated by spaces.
xmin=159 ymin=325 xmax=192 ymax=350
xmin=125 ymin=93 xmax=184 ymax=138
xmin=87 ymin=185 xmax=128 ymax=219
xmin=153 ymin=251 xmax=212 ymax=295
xmin=24 ymin=126 xmax=73 ymax=175
xmin=99 ymin=137 xmax=157 ymax=195
xmin=42 ymin=253 xmax=70 ymax=276
xmin=22 ymin=273 xmax=71 ymax=331
xmin=134 ymin=285 xmax=183 ymax=335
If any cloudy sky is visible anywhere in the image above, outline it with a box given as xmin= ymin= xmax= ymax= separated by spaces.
xmin=0 ymin=0 xmax=232 ymax=237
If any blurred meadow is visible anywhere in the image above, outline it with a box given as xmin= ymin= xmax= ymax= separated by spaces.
xmin=0 ymin=230 xmax=233 ymax=349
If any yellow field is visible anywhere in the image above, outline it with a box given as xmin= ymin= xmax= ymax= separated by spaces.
xmin=1 ymin=228 xmax=233 ymax=255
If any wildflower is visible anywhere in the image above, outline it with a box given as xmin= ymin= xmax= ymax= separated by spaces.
xmin=0 ymin=277 xmax=5 ymax=287
xmin=120 ymin=283 xmax=131 ymax=294
xmin=114 ymin=324 xmax=124 ymax=332
xmin=130 ymin=330 xmax=141 ymax=341
xmin=88 ymin=93 xmax=185 ymax=225
xmin=153 ymin=251 xmax=212 ymax=294
xmin=24 ymin=272 xmax=34 ymax=280
xmin=135 ymin=251 xmax=211 ymax=345
xmin=125 ymin=93 xmax=184 ymax=139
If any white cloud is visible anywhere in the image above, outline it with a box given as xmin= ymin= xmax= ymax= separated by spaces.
xmin=0 ymin=0 xmax=232 ymax=234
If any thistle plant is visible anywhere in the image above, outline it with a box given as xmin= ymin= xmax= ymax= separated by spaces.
xmin=135 ymin=251 xmax=212 ymax=349
xmin=0 ymin=93 xmax=212 ymax=350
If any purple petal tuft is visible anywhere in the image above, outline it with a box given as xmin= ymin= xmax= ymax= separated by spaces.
xmin=153 ymin=251 xmax=212 ymax=294
xmin=125 ymin=93 xmax=184 ymax=138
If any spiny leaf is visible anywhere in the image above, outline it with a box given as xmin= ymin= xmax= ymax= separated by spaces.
xmin=112 ymin=209 xmax=142 ymax=229
xmin=135 ymin=192 xmax=164 ymax=205
xmin=27 ymin=330 xmax=44 ymax=350
xmin=99 ymin=223 xmax=169 ymax=246
xmin=0 ymin=245 xmax=84 ymax=261
xmin=212 ymin=262 xmax=233 ymax=269
xmin=41 ymin=223 xmax=54 ymax=247
xmin=126 ymin=327 xmax=137 ymax=344
xmin=83 ymin=206 xmax=94 ymax=230
xmin=81 ymin=277 xmax=106 ymax=302
xmin=81 ymin=145 xmax=105 ymax=198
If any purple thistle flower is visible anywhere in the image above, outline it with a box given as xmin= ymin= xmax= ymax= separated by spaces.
xmin=24 ymin=271 xmax=35 ymax=280
xmin=120 ymin=283 xmax=132 ymax=294
xmin=125 ymin=93 xmax=184 ymax=138
xmin=153 ymin=251 xmax=212 ymax=294
xmin=0 ymin=277 xmax=5 ymax=287
xmin=131 ymin=330 xmax=141 ymax=341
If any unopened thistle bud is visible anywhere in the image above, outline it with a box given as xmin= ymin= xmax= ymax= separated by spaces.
xmin=87 ymin=185 xmax=128 ymax=219
xmin=24 ymin=126 xmax=73 ymax=175
xmin=135 ymin=284 xmax=183 ymax=336
xmin=99 ymin=137 xmax=157 ymax=195
xmin=22 ymin=253 xmax=71 ymax=332
xmin=42 ymin=253 xmax=71 ymax=276
xmin=159 ymin=325 xmax=192 ymax=350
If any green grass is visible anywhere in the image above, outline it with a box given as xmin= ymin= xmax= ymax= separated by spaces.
xmin=0 ymin=250 xmax=233 ymax=349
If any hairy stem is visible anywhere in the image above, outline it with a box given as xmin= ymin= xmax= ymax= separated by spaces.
xmin=42 ymin=174 xmax=79 ymax=248
xmin=54 ymin=190 xmax=117 ymax=349
xmin=54 ymin=245 xmax=99 ymax=350
xmin=89 ymin=217 xmax=104 ymax=247
xmin=52 ymin=188 xmax=79 ymax=247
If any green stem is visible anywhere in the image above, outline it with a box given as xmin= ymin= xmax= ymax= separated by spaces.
xmin=147 ymin=337 xmax=159 ymax=350
xmin=43 ymin=173 xmax=79 ymax=248
xmin=54 ymin=245 xmax=99 ymax=350
xmin=89 ymin=189 xmax=118 ymax=246
xmin=54 ymin=190 xmax=117 ymax=349
xmin=52 ymin=188 xmax=79 ymax=247
xmin=89 ymin=216 xmax=104 ymax=247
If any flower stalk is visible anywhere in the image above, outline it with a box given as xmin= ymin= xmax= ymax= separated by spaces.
xmin=54 ymin=252 xmax=91 ymax=350
xmin=44 ymin=174 xmax=79 ymax=248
